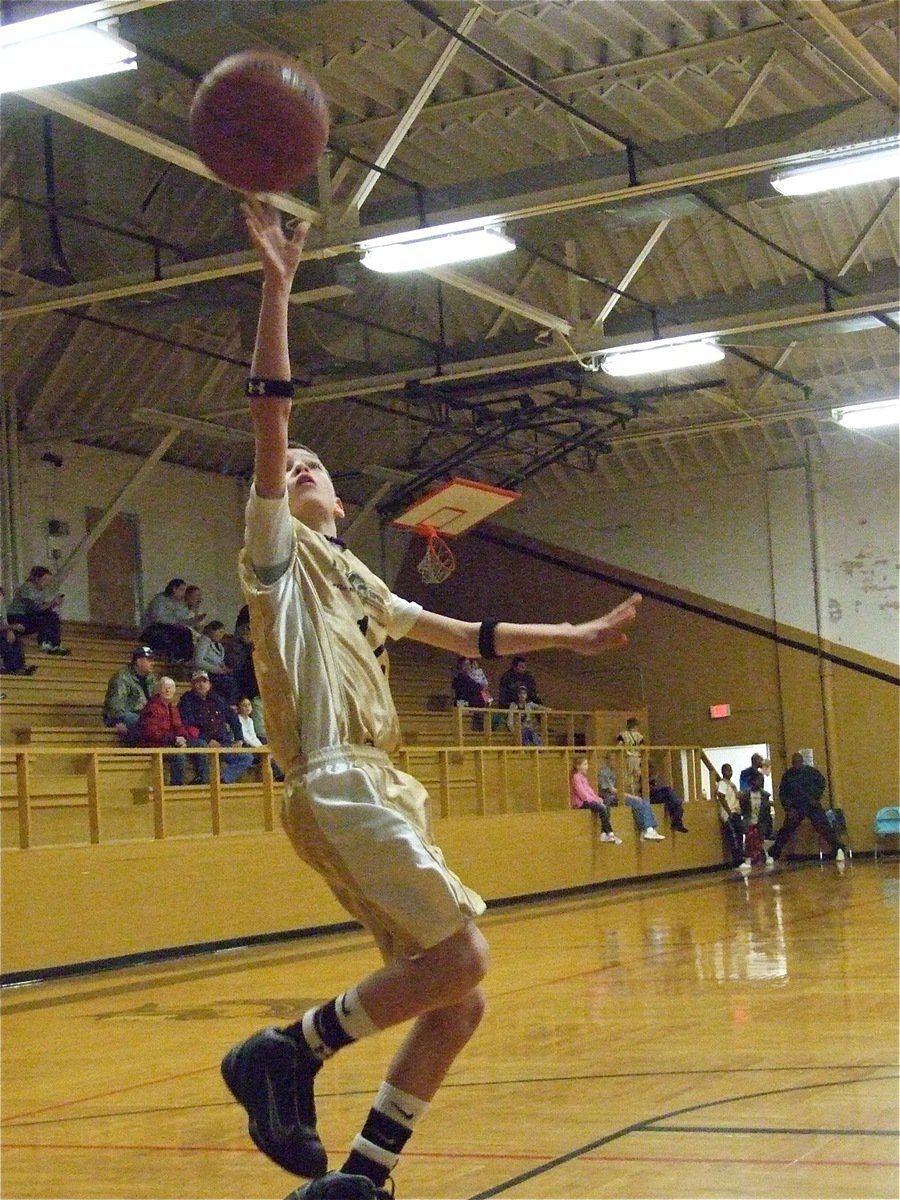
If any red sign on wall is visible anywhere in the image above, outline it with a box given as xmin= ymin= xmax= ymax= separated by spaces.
xmin=709 ymin=703 xmax=731 ymax=719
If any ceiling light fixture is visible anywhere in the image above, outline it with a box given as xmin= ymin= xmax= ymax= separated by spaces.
xmin=597 ymin=339 xmax=725 ymax=377
xmin=0 ymin=22 xmax=136 ymax=93
xmin=770 ymin=137 xmax=900 ymax=196
xmin=831 ymin=398 xmax=900 ymax=429
xmin=360 ymin=223 xmax=515 ymax=274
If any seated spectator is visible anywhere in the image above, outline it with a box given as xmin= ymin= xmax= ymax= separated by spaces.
xmin=102 ymin=646 xmax=157 ymax=738
xmin=451 ymin=656 xmax=494 ymax=732
xmin=132 ymin=676 xmax=206 ymax=785
xmin=737 ymin=769 xmax=774 ymax=871
xmin=498 ymin=655 xmax=542 ymax=707
xmin=0 ymin=586 xmax=37 ymax=676
xmin=178 ymin=671 xmax=253 ymax=785
xmin=648 ymin=769 xmax=689 ymax=833
xmin=598 ymin=754 xmax=664 ymax=840
xmin=192 ymin=620 xmax=239 ymax=704
xmin=715 ymin=763 xmax=745 ymax=868
xmin=141 ymin=578 xmax=195 ymax=663
xmin=570 ymin=756 xmax=622 ymax=843
xmin=184 ymin=584 xmax=207 ymax=638
xmin=226 ymin=619 xmax=265 ymax=739
xmin=8 ymin=566 xmax=70 ymax=655
xmin=507 ymin=683 xmax=544 ymax=746
xmin=235 ymin=696 xmax=283 ymax=781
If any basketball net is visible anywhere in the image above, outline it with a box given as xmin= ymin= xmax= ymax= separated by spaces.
xmin=414 ymin=524 xmax=456 ymax=585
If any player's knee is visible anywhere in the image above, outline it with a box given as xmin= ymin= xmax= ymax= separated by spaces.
xmin=452 ymin=922 xmax=490 ymax=991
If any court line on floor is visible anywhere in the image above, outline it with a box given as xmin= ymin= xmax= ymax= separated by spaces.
xmin=2 ymin=1140 xmax=896 ymax=1172
xmin=649 ymin=1122 xmax=898 ymax=1136
xmin=462 ymin=1072 xmax=899 ymax=1199
xmin=3 ymin=1061 xmax=890 ymax=1129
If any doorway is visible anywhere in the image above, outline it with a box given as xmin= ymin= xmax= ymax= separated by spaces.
xmin=702 ymin=742 xmax=771 ymax=798
xmin=85 ymin=508 xmax=142 ymax=628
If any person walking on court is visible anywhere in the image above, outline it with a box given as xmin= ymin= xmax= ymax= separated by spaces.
xmin=220 ymin=198 xmax=643 ymax=1200
xmin=769 ymin=752 xmax=846 ymax=863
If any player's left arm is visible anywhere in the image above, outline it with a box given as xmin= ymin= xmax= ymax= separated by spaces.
xmin=406 ymin=593 xmax=641 ymax=658
xmin=242 ymin=198 xmax=309 ymax=500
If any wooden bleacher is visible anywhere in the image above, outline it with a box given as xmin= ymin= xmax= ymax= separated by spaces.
xmin=3 ymin=622 xmax=710 ymax=854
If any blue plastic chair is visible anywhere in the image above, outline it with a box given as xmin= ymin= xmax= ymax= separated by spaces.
xmin=873 ymin=806 xmax=900 ymax=860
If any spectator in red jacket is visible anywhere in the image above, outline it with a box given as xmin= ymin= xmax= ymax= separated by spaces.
xmin=132 ymin=677 xmax=207 ymax=785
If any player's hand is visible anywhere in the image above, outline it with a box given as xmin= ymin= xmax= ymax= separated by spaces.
xmin=242 ymin=197 xmax=309 ymax=285
xmin=568 ymin=592 xmax=642 ymax=655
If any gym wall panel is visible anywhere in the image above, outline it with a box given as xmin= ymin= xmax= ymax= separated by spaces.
xmin=1 ymin=804 xmax=724 ymax=978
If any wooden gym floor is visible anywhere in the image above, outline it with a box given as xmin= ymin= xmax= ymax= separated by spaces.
xmin=2 ymin=859 xmax=897 ymax=1200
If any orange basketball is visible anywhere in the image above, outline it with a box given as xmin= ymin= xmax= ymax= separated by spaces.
xmin=190 ymin=50 xmax=329 ymax=194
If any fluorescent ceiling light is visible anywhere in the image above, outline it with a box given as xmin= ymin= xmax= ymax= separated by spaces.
xmin=831 ymin=398 xmax=900 ymax=429
xmin=0 ymin=24 xmax=136 ymax=93
xmin=360 ymin=226 xmax=515 ymax=273
xmin=771 ymin=138 xmax=900 ymax=196
xmin=600 ymin=340 xmax=725 ymax=377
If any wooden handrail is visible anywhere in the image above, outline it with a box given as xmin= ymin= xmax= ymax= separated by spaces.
xmin=1 ymin=742 xmax=713 ymax=850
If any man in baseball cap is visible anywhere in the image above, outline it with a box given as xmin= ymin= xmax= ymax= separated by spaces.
xmin=103 ymin=647 xmax=158 ymax=739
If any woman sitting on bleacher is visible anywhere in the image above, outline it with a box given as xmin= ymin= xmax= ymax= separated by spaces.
xmin=132 ymin=677 xmax=206 ymax=786
xmin=141 ymin=578 xmax=195 ymax=663
xmin=191 ymin=620 xmax=239 ymax=704
xmin=8 ymin=566 xmax=70 ymax=656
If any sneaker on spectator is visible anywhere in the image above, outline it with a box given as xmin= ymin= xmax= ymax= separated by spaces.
xmin=835 ymin=848 xmax=845 ymax=863
xmin=764 ymin=854 xmax=775 ymax=868
xmin=737 ymin=860 xmax=753 ymax=874
xmin=642 ymin=828 xmax=665 ymax=841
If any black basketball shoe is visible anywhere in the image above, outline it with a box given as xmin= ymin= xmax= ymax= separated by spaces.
xmin=284 ymin=1172 xmax=394 ymax=1199
xmin=221 ymin=1026 xmax=327 ymax=1178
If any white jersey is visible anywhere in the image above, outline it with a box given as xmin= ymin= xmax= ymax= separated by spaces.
xmin=239 ymin=487 xmax=484 ymax=957
xmin=239 ymin=488 xmax=422 ymax=774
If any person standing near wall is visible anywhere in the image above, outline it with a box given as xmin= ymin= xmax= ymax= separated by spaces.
xmin=616 ymin=716 xmax=644 ymax=794
xmin=769 ymin=753 xmax=846 ymax=864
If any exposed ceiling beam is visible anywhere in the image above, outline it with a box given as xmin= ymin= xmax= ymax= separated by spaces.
xmin=334 ymin=2 xmax=896 ymax=142
xmin=3 ymin=127 xmax=881 ymax=322
xmin=342 ymin=4 xmax=483 ymax=219
xmin=211 ymin=298 xmax=900 ymax=418
xmin=795 ymin=0 xmax=900 ymax=109
xmin=422 ymin=267 xmax=574 ymax=334
xmin=11 ymin=90 xmax=320 ymax=222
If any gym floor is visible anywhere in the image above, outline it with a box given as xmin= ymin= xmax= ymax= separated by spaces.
xmin=2 ymin=859 xmax=897 ymax=1199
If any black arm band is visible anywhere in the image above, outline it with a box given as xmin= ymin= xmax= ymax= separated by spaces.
xmin=478 ymin=618 xmax=501 ymax=660
xmin=246 ymin=377 xmax=296 ymax=399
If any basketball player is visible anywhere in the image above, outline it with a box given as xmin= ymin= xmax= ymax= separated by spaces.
xmin=221 ymin=198 xmax=642 ymax=1200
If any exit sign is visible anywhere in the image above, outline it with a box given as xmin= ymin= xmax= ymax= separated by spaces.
xmin=709 ymin=703 xmax=731 ymax=719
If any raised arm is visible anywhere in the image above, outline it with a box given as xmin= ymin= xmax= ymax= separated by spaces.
xmin=407 ymin=592 xmax=642 ymax=659
xmin=242 ymin=199 xmax=310 ymax=499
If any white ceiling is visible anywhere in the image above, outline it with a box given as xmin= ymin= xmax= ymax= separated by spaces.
xmin=1 ymin=0 xmax=897 ymax=518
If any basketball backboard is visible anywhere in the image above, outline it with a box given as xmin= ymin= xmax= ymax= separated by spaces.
xmin=392 ymin=477 xmax=521 ymax=536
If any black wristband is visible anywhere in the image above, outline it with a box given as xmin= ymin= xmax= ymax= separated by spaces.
xmin=246 ymin=377 xmax=296 ymax=399
xmin=478 ymin=618 xmax=500 ymax=660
